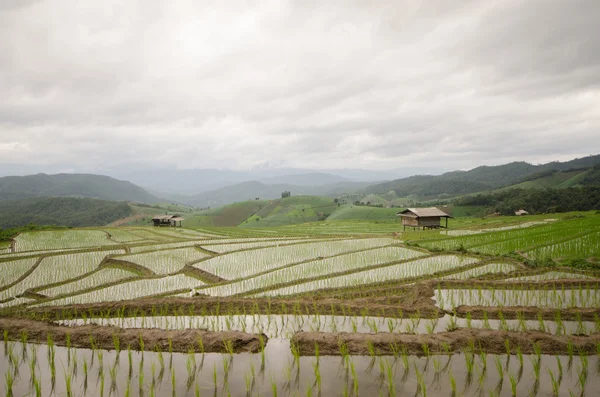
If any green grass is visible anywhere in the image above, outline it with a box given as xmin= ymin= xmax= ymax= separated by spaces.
xmin=409 ymin=211 xmax=600 ymax=264
xmin=326 ymin=206 xmax=400 ymax=221
xmin=495 ymin=170 xmax=588 ymax=191
xmin=185 ymin=200 xmax=270 ymax=228
xmin=239 ymin=196 xmax=338 ymax=228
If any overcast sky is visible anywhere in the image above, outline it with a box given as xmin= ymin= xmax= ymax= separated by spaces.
xmin=0 ymin=0 xmax=598 ymax=174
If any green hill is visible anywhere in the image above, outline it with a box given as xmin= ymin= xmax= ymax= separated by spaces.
xmin=0 ymin=173 xmax=160 ymax=203
xmin=238 ymin=196 xmax=339 ymax=227
xmin=362 ymin=155 xmax=600 ymax=201
xmin=326 ymin=206 xmax=400 ymax=221
xmin=0 ymin=197 xmax=132 ymax=228
xmin=499 ymin=169 xmax=588 ymax=190
xmin=456 ymin=186 xmax=600 ymax=215
xmin=184 ymin=200 xmax=270 ymax=227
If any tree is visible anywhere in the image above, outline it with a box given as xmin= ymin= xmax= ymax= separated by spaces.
xmin=281 ymin=191 xmax=291 ymax=198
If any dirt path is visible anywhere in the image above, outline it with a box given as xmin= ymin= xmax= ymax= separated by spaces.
xmin=291 ymin=328 xmax=600 ymax=356
xmin=0 ymin=318 xmax=266 ymax=353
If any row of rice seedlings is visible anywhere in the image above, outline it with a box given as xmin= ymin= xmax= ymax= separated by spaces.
xmin=419 ymin=223 xmax=564 ymax=250
xmin=14 ymin=230 xmax=119 ymax=252
xmin=439 ymin=262 xmax=519 ymax=280
xmin=200 ymin=238 xmax=325 ymax=253
xmin=505 ymin=271 xmax=596 ymax=282
xmin=35 ymin=267 xmax=140 ymax=298
xmin=441 ymin=219 xmax=557 ymax=237
xmin=191 ymin=238 xmax=398 ymax=279
xmin=526 ymin=230 xmax=600 ymax=260
xmin=0 ymin=250 xmax=123 ymax=302
xmin=199 ymin=246 xmax=425 ymax=297
xmin=0 ymin=248 xmax=84 ymax=260
xmin=458 ymin=310 xmax=598 ymax=336
xmin=113 ymin=247 xmax=210 ymax=275
xmin=420 ymin=216 xmax=597 ymax=255
xmin=254 ymin=255 xmax=480 ymax=297
xmin=60 ymin=312 xmax=444 ymax=338
xmin=119 ymin=228 xmax=179 ymax=242
xmin=35 ymin=274 xmax=205 ymax=306
xmin=127 ymin=236 xmax=305 ymax=254
xmin=435 ymin=284 xmax=600 ymax=309
xmin=58 ymin=305 xmax=600 ymax=339
xmin=0 ymin=257 xmax=38 ymax=289
xmin=101 ymin=228 xmax=149 ymax=243
xmin=128 ymin=240 xmax=213 ymax=254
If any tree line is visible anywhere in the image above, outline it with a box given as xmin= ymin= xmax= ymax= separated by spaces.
xmin=0 ymin=197 xmax=132 ymax=230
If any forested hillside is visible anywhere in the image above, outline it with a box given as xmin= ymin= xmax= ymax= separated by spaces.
xmin=364 ymin=155 xmax=600 ymax=200
xmin=0 ymin=173 xmax=159 ymax=203
xmin=0 ymin=197 xmax=132 ymax=228
xmin=456 ymin=187 xmax=600 ymax=215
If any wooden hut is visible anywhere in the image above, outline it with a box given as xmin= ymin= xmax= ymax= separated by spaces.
xmin=396 ymin=207 xmax=452 ymax=230
xmin=152 ymin=214 xmax=185 ymax=227
xmin=169 ymin=216 xmax=185 ymax=227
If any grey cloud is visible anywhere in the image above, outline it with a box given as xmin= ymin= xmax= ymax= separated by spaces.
xmin=0 ymin=0 xmax=598 ymax=173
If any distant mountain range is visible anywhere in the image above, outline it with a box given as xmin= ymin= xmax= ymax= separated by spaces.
xmin=0 ymin=173 xmax=160 ymax=203
xmin=0 ymin=155 xmax=598 ymax=223
xmin=105 ymin=168 xmax=404 ymax=195
xmin=362 ymin=154 xmax=600 ymax=200
xmin=172 ymin=179 xmax=373 ymax=207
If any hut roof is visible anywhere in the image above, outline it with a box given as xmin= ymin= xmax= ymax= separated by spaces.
xmin=152 ymin=215 xmax=174 ymax=220
xmin=396 ymin=207 xmax=452 ymax=218
xmin=170 ymin=217 xmax=185 ymax=222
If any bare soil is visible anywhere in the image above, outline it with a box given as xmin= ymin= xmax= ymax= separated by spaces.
xmin=182 ymin=265 xmax=227 ymax=284
xmin=0 ymin=318 xmax=266 ymax=353
xmin=101 ymin=258 xmax=156 ymax=276
xmin=291 ymin=328 xmax=600 ymax=356
xmin=453 ymin=305 xmax=600 ymax=321
xmin=437 ymin=279 xmax=600 ymax=289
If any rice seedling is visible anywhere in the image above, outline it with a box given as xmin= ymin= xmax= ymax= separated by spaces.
xmin=271 ymin=377 xmax=278 ymax=397
xmin=508 ymin=373 xmax=518 ymax=397
xmin=172 ymin=367 xmax=177 ymax=397
xmin=5 ymin=369 xmax=14 ymax=397
xmin=547 ymin=367 xmax=560 ymax=397
xmin=449 ymin=368 xmax=457 ymax=397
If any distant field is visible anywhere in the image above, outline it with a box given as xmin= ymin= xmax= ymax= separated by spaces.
xmin=240 ymin=195 xmax=339 ymax=227
xmin=411 ymin=212 xmax=600 ymax=263
xmin=326 ymin=205 xmax=400 ymax=221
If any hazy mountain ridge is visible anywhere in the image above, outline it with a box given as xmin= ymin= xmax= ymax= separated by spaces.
xmin=363 ymin=155 xmax=600 ymax=199
xmin=178 ymin=180 xmax=372 ymax=207
xmin=0 ymin=173 xmax=160 ymax=204
xmin=107 ymin=168 xmax=404 ymax=195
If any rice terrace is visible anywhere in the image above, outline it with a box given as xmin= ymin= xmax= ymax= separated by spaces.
xmin=1 ymin=210 xmax=599 ymax=397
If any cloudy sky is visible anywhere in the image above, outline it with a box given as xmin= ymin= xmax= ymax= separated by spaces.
xmin=0 ymin=0 xmax=598 ymax=175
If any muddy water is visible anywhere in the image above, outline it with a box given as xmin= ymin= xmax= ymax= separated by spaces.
xmin=1 ymin=338 xmax=599 ymax=396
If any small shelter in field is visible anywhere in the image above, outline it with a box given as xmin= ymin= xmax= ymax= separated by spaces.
xmin=152 ymin=214 xmax=185 ymax=227
xmin=515 ymin=209 xmax=529 ymax=216
xmin=396 ymin=207 xmax=452 ymax=230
